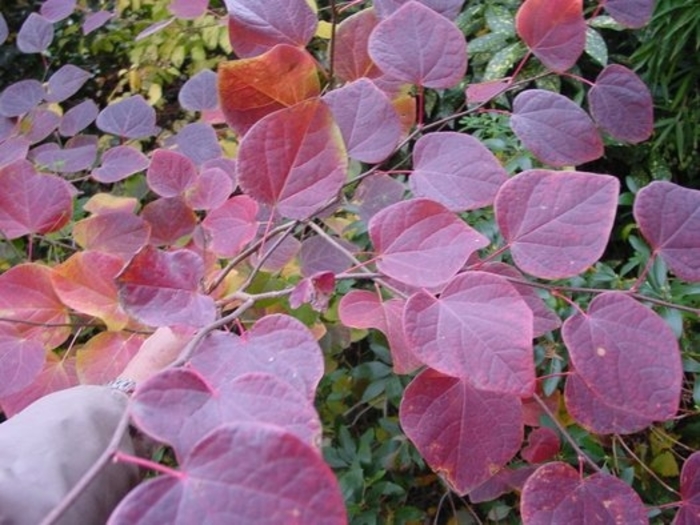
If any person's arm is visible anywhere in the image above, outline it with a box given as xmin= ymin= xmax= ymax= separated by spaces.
xmin=0 ymin=327 xmax=186 ymax=525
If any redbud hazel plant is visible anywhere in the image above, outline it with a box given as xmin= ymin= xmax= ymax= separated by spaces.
xmin=1 ymin=0 xmax=699 ymax=522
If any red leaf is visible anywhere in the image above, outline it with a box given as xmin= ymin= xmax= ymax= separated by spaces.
xmin=603 ymin=0 xmax=655 ymax=29
xmin=17 ymin=13 xmax=54 ymax=54
xmin=73 ymin=212 xmax=150 ymax=261
xmin=469 ymin=466 xmax=538 ymax=503
xmin=237 ymin=99 xmax=347 ymax=220
xmin=404 ymin=271 xmax=535 ymax=395
xmin=633 ymin=181 xmax=700 ymax=282
xmin=481 ymin=262 xmax=561 ymax=337
xmin=131 ymin=369 xmax=322 ymax=458
xmin=400 ymin=368 xmax=524 ymax=495
xmin=76 ymin=331 xmax=145 ymax=384
xmin=141 ymin=197 xmax=197 ymax=246
xmin=0 ymin=80 xmax=44 ymax=118
xmin=146 ymin=149 xmax=197 ymax=198
xmin=333 ymin=8 xmax=381 ymax=82
xmin=675 ymin=451 xmax=700 ymax=524
xmin=201 ymin=195 xmax=258 ymax=257
xmin=0 ymin=327 xmax=46 ymax=398
xmin=409 ymin=131 xmax=507 ymax=212
xmin=383 ymin=298 xmax=422 ymax=374
xmin=521 ymin=427 xmax=560 ymax=464
xmin=510 ymin=90 xmax=603 ymax=167
xmin=374 ymin=0 xmax=464 ymax=20
xmin=339 ymin=290 xmax=387 ymax=331
xmin=96 ymin=95 xmax=159 ymax=139
xmin=184 ymin=167 xmax=233 ymax=211
xmin=563 ymin=292 xmax=682 ymax=434
xmin=178 ymin=69 xmax=218 ymax=112
xmin=466 ymin=79 xmax=510 ymax=105
xmin=51 ymin=251 xmax=129 ymax=331
xmin=289 ymin=272 xmax=335 ymax=312
xmin=189 ymin=315 xmax=324 ymax=402
xmin=108 ymin=423 xmax=346 ymax=525
xmin=225 ymin=0 xmax=318 ymax=58
xmin=515 ymin=0 xmax=586 ymax=72
xmin=218 ymin=45 xmax=320 ymax=135
xmin=323 ymin=78 xmax=401 ymax=163
xmin=369 ymin=198 xmax=488 ymax=288
xmin=368 ymin=1 xmax=467 ymax=88
xmin=588 ymin=64 xmax=653 ymax=143
xmin=0 ymin=264 xmax=70 ymax=348
xmin=91 ymin=145 xmax=149 ymax=183
xmin=521 ymin=462 xmax=647 ymax=523
xmin=495 ymin=169 xmax=618 ymax=279
xmin=116 ymin=246 xmax=216 ymax=328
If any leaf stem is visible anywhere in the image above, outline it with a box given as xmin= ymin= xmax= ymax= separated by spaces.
xmin=614 ymin=436 xmax=680 ymax=496
xmin=113 ymin=450 xmax=185 ymax=480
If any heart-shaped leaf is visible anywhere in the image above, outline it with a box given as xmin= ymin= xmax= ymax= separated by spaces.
xmin=334 ymin=8 xmax=381 ymax=82
xmin=76 ymin=331 xmax=145 ymax=384
xmin=603 ymin=0 xmax=655 ymax=29
xmin=17 ymin=13 xmax=54 ymax=54
xmin=515 ymin=0 xmax=586 ymax=72
xmin=178 ymin=69 xmax=218 ymax=111
xmin=409 ymin=131 xmax=507 ymax=212
xmin=59 ymin=99 xmax=99 ymax=136
xmin=201 ymin=195 xmax=258 ymax=257
xmin=563 ymin=292 xmax=682 ymax=434
xmin=73 ymin=212 xmax=150 ymax=261
xmin=218 ymin=45 xmax=320 ymax=135
xmin=368 ymin=1 xmax=467 ymax=88
xmin=633 ymin=181 xmax=700 ymax=282
xmin=495 ymin=169 xmax=618 ymax=279
xmin=22 ymin=109 xmax=61 ymax=144
xmin=374 ymin=0 xmax=464 ymax=20
xmin=224 ymin=0 xmax=318 ymax=58
xmin=400 ymin=368 xmax=524 ymax=495
xmin=510 ymin=90 xmax=603 ymax=167
xmin=168 ymin=0 xmax=208 ymax=19
xmin=34 ymin=143 xmax=97 ymax=173
xmin=141 ymin=197 xmax=197 ymax=246
xmin=184 ymin=167 xmax=233 ymax=211
xmin=521 ymin=462 xmax=648 ymax=523
xmin=92 ymin=145 xmax=149 ymax=183
xmin=0 ymin=327 xmax=46 ymax=398
xmin=675 ymin=451 xmax=700 ymax=524
xmin=146 ymin=149 xmax=198 ymax=198
xmin=404 ymin=271 xmax=535 ymax=395
xmin=237 ymin=99 xmax=347 ymax=220
xmin=40 ymin=0 xmax=77 ymax=22
xmin=0 ymin=80 xmax=45 ymax=118
xmin=521 ymin=427 xmax=560 ymax=464
xmin=82 ymin=10 xmax=113 ymax=34
xmin=107 ymin=423 xmax=346 ymax=525
xmin=588 ymin=64 xmax=653 ymax=143
xmin=175 ymin=123 xmax=221 ymax=166
xmin=45 ymin=65 xmax=92 ymax=103
xmin=96 ymin=95 xmax=158 ymax=139
xmin=116 ymin=246 xmax=216 ymax=328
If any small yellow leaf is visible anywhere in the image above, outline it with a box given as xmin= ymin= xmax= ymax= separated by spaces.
xmin=147 ymin=83 xmax=162 ymax=105
xmin=316 ymin=20 xmax=333 ymax=39
xmin=650 ymin=450 xmax=679 ymax=477
xmin=305 ymin=0 xmax=318 ymax=13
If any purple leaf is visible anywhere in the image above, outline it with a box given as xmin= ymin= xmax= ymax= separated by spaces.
xmin=237 ymin=100 xmax=347 ymax=220
xmin=353 ymin=174 xmax=406 ymax=224
xmin=40 ymin=0 xmax=77 ymax=22
xmin=116 ymin=246 xmax=216 ymax=328
xmin=59 ymin=100 xmax=99 ymax=136
xmin=521 ymin=462 xmax=648 ymax=523
xmin=141 ymin=197 xmax=197 ymax=246
xmin=563 ymin=292 xmax=682 ymax=434
xmin=45 ymin=65 xmax=92 ymax=103
xmin=374 ymin=0 xmax=465 ymax=20
xmin=82 ymin=10 xmax=113 ymax=34
xmin=604 ymin=0 xmax=655 ymax=29
xmin=201 ymin=195 xmax=258 ymax=257
xmin=465 ymin=79 xmax=510 ymax=104
xmin=299 ymin=235 xmax=355 ymax=277
xmin=146 ymin=149 xmax=197 ymax=198
xmin=17 ymin=13 xmax=54 ymax=54
xmin=368 ymin=1 xmax=467 ymax=88
xmin=184 ymin=167 xmax=233 ymax=211
xmin=510 ymin=89 xmax=603 ymax=167
xmin=333 ymin=8 xmax=381 ymax=83
xmin=178 ymin=69 xmax=218 ymax=112
xmin=515 ymin=0 xmax=586 ymax=72
xmin=201 ymin=157 xmax=237 ymax=188
xmin=73 ymin=212 xmax=150 ymax=261
xmin=0 ymin=80 xmax=45 ymax=118
xmin=480 ymin=263 xmax=561 ymax=337
xmin=91 ymin=145 xmax=149 ymax=183
xmin=135 ymin=17 xmax=175 ymax=41
xmin=675 ymin=451 xmax=700 ymax=524
xmin=0 ymin=328 xmax=46 ymax=398
xmin=225 ymin=0 xmax=318 ymax=58
xmin=0 ymin=137 xmax=30 ymax=168
xmin=588 ymin=64 xmax=653 ymax=143
xmin=0 ymin=13 xmax=8 ymax=46
xmin=495 ymin=169 xmax=618 ymax=279
xmin=634 ymin=181 xmax=700 ymax=282
xmin=250 ymin=232 xmax=301 ymax=273
xmin=168 ymin=0 xmax=208 ymax=19
xmin=190 ymin=315 xmax=324 ymax=401
xmin=409 ymin=131 xmax=507 ymax=212
xmin=323 ymin=78 xmax=401 ymax=163
xmin=131 ymin=369 xmax=322 ymax=458
xmin=107 ymin=423 xmax=347 ymax=525
xmin=96 ymin=95 xmax=159 ymax=139
xmin=404 ymin=271 xmax=535 ymax=395
xmin=369 ymin=198 xmax=489 ymax=288
xmin=0 ymin=117 xmax=15 ymax=142
xmin=0 ymin=160 xmax=74 ymax=239
xmin=400 ymin=368 xmax=524 ymax=495
xmin=35 ymin=143 xmax=97 ymax=172
xmin=21 ymin=109 xmax=61 ymax=144
xmin=470 ymin=466 xmax=538 ymax=504
xmin=175 ymin=122 xmax=221 ymax=165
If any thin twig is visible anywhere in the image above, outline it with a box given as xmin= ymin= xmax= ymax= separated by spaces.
xmin=615 ymin=436 xmax=680 ymax=496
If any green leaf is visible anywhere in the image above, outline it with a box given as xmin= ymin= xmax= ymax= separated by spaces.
xmin=585 ymin=28 xmax=608 ymax=66
xmin=484 ymin=42 xmax=526 ymax=80
xmin=468 ymin=32 xmax=511 ymax=54
xmin=485 ymin=4 xmax=515 ymax=36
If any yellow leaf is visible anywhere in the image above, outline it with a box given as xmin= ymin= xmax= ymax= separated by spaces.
xmin=305 ymin=0 xmax=318 ymax=13
xmin=316 ymin=20 xmax=333 ymax=39
xmin=147 ymin=83 xmax=162 ymax=105
xmin=650 ymin=450 xmax=679 ymax=477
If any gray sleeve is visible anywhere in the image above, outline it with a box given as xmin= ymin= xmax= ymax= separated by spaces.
xmin=0 ymin=385 xmax=140 ymax=525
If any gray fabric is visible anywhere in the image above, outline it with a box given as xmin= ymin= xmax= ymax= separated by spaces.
xmin=0 ymin=386 xmax=140 ymax=525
